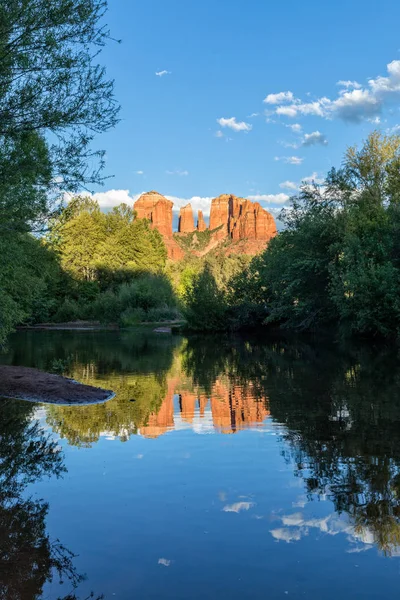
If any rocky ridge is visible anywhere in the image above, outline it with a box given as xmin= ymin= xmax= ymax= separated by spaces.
xmin=133 ymin=191 xmax=277 ymax=260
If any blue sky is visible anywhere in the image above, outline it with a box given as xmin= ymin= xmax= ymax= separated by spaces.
xmin=89 ymin=0 xmax=400 ymax=222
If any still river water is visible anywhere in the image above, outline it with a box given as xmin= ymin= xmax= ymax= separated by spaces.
xmin=2 ymin=329 xmax=400 ymax=599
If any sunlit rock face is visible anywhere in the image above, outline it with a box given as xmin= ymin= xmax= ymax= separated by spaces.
xmin=197 ymin=210 xmax=207 ymax=232
xmin=178 ymin=204 xmax=195 ymax=233
xmin=134 ymin=191 xmax=184 ymax=259
xmin=134 ymin=190 xmax=277 ymax=260
xmin=134 ymin=190 xmax=173 ymax=237
xmin=209 ymin=194 xmax=230 ymax=232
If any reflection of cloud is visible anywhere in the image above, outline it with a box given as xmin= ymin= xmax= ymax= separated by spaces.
xmin=271 ymin=511 xmax=378 ymax=552
xmin=223 ymin=502 xmax=255 ymax=513
xmin=270 ymin=527 xmax=304 ymax=543
xmin=292 ymin=495 xmax=308 ymax=508
xmin=158 ymin=558 xmax=171 ymax=567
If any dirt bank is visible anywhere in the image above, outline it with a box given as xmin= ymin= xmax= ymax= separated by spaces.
xmin=0 ymin=365 xmax=114 ymax=405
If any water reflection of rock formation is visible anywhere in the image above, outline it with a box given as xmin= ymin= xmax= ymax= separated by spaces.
xmin=140 ymin=378 xmax=269 ymax=438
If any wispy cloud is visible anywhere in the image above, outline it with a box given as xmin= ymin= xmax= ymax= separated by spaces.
xmin=135 ymin=170 xmax=144 ymax=175
xmin=217 ymin=117 xmax=252 ymax=132
xmin=248 ymin=193 xmax=290 ymax=204
xmin=286 ymin=123 xmax=302 ymax=133
xmin=337 ymin=80 xmax=362 ymax=90
xmin=166 ymin=170 xmax=189 ymax=176
xmin=215 ymin=130 xmax=224 ymax=138
xmin=223 ymin=502 xmax=255 ymax=513
xmin=278 ymin=172 xmax=324 ymax=192
xmin=155 ymin=70 xmax=171 ymax=77
xmin=158 ymin=558 xmax=171 ymax=567
xmin=264 ymin=91 xmax=295 ymax=104
xmin=279 ymin=180 xmax=298 ymax=190
xmin=274 ymin=156 xmax=304 ymax=165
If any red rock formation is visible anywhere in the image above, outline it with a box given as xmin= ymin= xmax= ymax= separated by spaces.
xmin=134 ymin=191 xmax=173 ymax=237
xmin=209 ymin=195 xmax=230 ymax=232
xmin=134 ymin=191 xmax=184 ymax=260
xmin=178 ymin=204 xmax=195 ymax=233
xmin=229 ymin=197 xmax=276 ymax=241
xmin=197 ymin=210 xmax=207 ymax=232
xmin=134 ymin=190 xmax=276 ymax=260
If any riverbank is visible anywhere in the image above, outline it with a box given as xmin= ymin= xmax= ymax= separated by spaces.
xmin=0 ymin=365 xmax=114 ymax=405
xmin=17 ymin=319 xmax=186 ymax=331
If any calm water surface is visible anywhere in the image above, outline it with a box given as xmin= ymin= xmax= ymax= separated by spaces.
xmin=2 ymin=330 xmax=400 ymax=599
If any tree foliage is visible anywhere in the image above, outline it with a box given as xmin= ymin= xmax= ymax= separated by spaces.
xmin=224 ymin=131 xmax=400 ymax=338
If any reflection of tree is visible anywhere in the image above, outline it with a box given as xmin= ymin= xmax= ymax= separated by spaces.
xmin=246 ymin=339 xmax=400 ymax=557
xmin=8 ymin=329 xmax=400 ymax=556
xmin=47 ymin=372 xmax=168 ymax=446
xmin=0 ymin=399 xmax=99 ymax=599
xmin=183 ymin=334 xmax=400 ymax=555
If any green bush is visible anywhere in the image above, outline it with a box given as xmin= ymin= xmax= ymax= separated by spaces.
xmin=92 ymin=290 xmax=122 ymax=323
xmin=53 ymin=298 xmax=81 ymax=323
xmin=120 ymin=307 xmax=146 ymax=326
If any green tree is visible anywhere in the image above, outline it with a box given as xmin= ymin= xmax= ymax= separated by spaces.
xmin=183 ymin=265 xmax=227 ymax=331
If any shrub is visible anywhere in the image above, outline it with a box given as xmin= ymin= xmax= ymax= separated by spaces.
xmin=92 ymin=290 xmax=122 ymax=323
xmin=120 ymin=307 xmax=146 ymax=326
xmin=52 ymin=298 xmax=80 ymax=323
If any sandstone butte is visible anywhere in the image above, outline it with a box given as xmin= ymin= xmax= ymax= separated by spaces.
xmin=133 ymin=190 xmax=277 ymax=260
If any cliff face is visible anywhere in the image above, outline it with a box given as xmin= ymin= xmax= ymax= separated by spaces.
xmin=178 ymin=204 xmax=195 ymax=233
xmin=134 ymin=191 xmax=184 ymax=259
xmin=209 ymin=194 xmax=230 ymax=232
xmin=134 ymin=191 xmax=173 ymax=237
xmin=197 ymin=210 xmax=207 ymax=232
xmin=133 ymin=191 xmax=277 ymax=260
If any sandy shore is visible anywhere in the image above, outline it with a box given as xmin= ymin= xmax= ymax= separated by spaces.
xmin=0 ymin=365 xmax=114 ymax=405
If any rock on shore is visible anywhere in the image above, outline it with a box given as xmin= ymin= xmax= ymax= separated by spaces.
xmin=0 ymin=365 xmax=113 ymax=405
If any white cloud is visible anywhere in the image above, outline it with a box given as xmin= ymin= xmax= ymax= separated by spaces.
xmin=302 ymin=171 xmax=325 ymax=185
xmin=264 ymin=91 xmax=295 ymax=105
xmin=274 ymin=156 xmax=304 ymax=165
xmin=279 ymin=180 xmax=298 ymax=190
xmin=337 ymin=80 xmax=362 ymax=90
xmin=166 ymin=170 xmax=189 ymax=176
xmin=388 ymin=124 xmax=400 ymax=134
xmin=166 ymin=195 xmax=214 ymax=216
xmin=155 ymin=70 xmax=171 ymax=77
xmin=278 ymin=172 xmax=324 ymax=193
xmin=248 ymin=193 xmax=290 ymax=204
xmin=286 ymin=123 xmax=302 ymax=133
xmin=333 ymin=89 xmax=380 ymax=122
xmin=276 ymin=99 xmax=329 ymax=118
xmin=223 ymin=502 xmax=255 ymax=513
xmin=85 ymin=189 xmax=137 ymax=208
xmin=215 ymin=130 xmax=224 ymax=138
xmin=302 ymin=131 xmax=328 ymax=146
xmin=367 ymin=116 xmax=381 ymax=124
xmin=135 ymin=170 xmax=144 ymax=175
xmin=280 ymin=140 xmax=300 ymax=149
xmin=273 ymin=59 xmax=400 ymax=123
xmin=217 ymin=117 xmax=252 ymax=132
xmin=247 ymin=112 xmax=259 ymax=118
